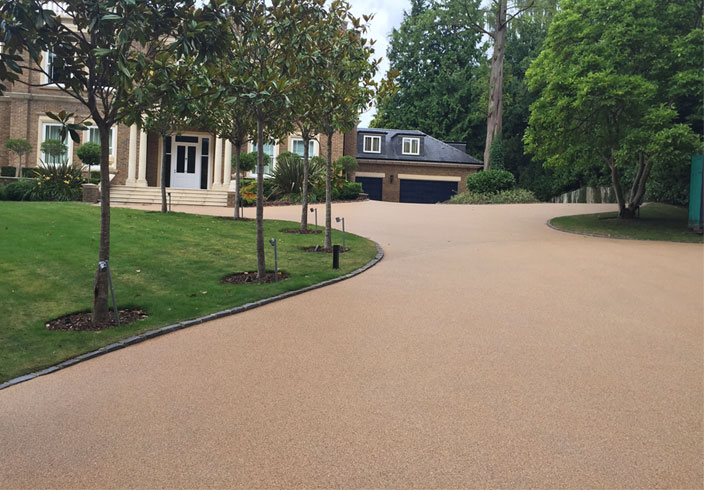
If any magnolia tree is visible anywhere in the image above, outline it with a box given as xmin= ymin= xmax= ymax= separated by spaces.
xmin=0 ymin=0 xmax=204 ymax=326
xmin=316 ymin=1 xmax=380 ymax=249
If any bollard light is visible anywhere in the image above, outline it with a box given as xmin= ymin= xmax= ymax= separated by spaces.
xmin=269 ymin=238 xmax=278 ymax=281
xmin=335 ymin=216 xmax=345 ymax=252
xmin=167 ymin=192 xmax=172 ymax=213
xmin=310 ymin=207 xmax=318 ymax=232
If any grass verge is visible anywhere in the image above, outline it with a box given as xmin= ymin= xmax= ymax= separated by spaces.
xmin=549 ymin=203 xmax=703 ymax=243
xmin=0 ymin=202 xmax=378 ymax=383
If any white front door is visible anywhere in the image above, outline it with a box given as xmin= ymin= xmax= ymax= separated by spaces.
xmin=170 ymin=135 xmax=204 ymax=189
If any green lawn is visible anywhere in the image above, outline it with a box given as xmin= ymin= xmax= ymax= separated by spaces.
xmin=0 ymin=202 xmax=378 ymax=383
xmin=550 ymin=203 xmax=703 ymax=243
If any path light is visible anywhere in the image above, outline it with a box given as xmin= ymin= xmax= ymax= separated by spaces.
xmin=269 ymin=238 xmax=278 ymax=282
xmin=98 ymin=260 xmax=119 ymax=326
xmin=310 ymin=207 xmax=318 ymax=232
xmin=335 ymin=216 xmax=345 ymax=252
xmin=167 ymin=192 xmax=172 ymax=213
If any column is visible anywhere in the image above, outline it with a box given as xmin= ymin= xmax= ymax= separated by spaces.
xmin=125 ymin=124 xmax=137 ymax=185
xmin=212 ymin=137 xmax=223 ymax=190
xmin=136 ymin=129 xmax=148 ymax=187
xmin=223 ymin=140 xmax=232 ymax=190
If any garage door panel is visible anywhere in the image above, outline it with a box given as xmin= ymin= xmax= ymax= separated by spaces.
xmin=356 ymin=176 xmax=383 ymax=201
xmin=400 ymin=179 xmax=458 ymax=204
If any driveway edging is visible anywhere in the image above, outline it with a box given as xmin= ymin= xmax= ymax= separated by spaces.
xmin=0 ymin=242 xmax=384 ymax=392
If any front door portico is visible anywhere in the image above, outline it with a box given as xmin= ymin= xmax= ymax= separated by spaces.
xmin=169 ymin=135 xmax=210 ymax=189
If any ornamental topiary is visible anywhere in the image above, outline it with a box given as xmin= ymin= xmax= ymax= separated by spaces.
xmin=76 ymin=142 xmax=101 ymax=176
xmin=466 ymin=169 xmax=516 ymax=194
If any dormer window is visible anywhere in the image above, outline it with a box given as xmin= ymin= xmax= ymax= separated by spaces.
xmin=363 ymin=135 xmax=381 ymax=153
xmin=402 ymin=137 xmax=420 ymax=155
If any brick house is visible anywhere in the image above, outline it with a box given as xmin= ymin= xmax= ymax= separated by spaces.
xmin=347 ymin=128 xmax=482 ymax=203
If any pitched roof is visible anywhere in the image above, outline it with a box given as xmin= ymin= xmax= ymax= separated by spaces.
xmin=356 ymin=128 xmax=482 ymax=165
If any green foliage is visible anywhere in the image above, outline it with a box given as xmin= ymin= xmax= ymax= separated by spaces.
xmin=336 ymin=181 xmax=363 ymax=200
xmin=271 ymin=151 xmax=325 ymax=195
xmin=2 ymin=179 xmax=36 ymax=201
xmin=76 ymin=142 xmax=101 ymax=169
xmin=335 ymin=155 xmax=358 ymax=176
xmin=449 ymin=188 xmax=538 ymax=204
xmin=40 ymin=139 xmax=68 ymax=165
xmin=466 ymin=170 xmax=516 ymax=194
xmin=1 ymin=167 xmax=16 ymax=177
xmin=31 ymin=162 xmax=84 ymax=201
xmin=372 ymin=0 xmax=486 ymax=156
xmin=489 ymin=138 xmax=506 ymax=171
xmin=4 ymin=138 xmax=32 ymax=166
xmin=238 ymin=151 xmax=268 ymax=174
xmin=525 ymin=0 xmax=702 ymax=215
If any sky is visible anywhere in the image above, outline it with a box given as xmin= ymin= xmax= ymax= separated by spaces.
xmin=347 ymin=0 xmax=412 ymax=127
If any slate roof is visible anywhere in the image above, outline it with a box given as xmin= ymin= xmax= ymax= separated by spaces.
xmin=355 ymin=128 xmax=482 ymax=165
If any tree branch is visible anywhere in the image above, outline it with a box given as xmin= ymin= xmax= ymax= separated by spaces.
xmin=502 ymin=0 xmax=535 ymax=29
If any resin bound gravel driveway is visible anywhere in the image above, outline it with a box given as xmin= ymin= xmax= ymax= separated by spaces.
xmin=1 ymin=201 xmax=702 ymax=488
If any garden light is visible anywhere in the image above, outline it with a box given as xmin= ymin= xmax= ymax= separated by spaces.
xmin=269 ymin=238 xmax=278 ymax=282
xmin=335 ymin=216 xmax=345 ymax=251
xmin=310 ymin=207 xmax=318 ymax=232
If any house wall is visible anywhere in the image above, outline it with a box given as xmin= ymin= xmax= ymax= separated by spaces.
xmin=353 ymin=159 xmax=480 ymax=202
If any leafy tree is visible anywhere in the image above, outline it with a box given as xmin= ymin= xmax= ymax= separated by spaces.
xmin=40 ymin=139 xmax=68 ymax=165
xmin=372 ymin=0 xmax=486 ymax=157
xmin=316 ymin=1 xmax=379 ymax=249
xmin=525 ymin=0 xmax=702 ymax=218
xmin=440 ymin=0 xmax=535 ymax=168
xmin=0 ymin=0 xmax=204 ymax=326
xmin=4 ymin=138 xmax=32 ymax=178
xmin=335 ymin=155 xmax=358 ymax=180
xmin=76 ymin=141 xmax=101 ymax=176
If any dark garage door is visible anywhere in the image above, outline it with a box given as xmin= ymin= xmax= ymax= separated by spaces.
xmin=400 ymin=179 xmax=458 ymax=204
xmin=356 ymin=176 xmax=383 ymax=201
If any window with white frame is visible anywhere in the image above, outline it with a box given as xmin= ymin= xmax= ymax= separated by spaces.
xmin=41 ymin=122 xmax=70 ymax=165
xmin=363 ymin=135 xmax=381 ymax=153
xmin=291 ymin=138 xmax=316 ymax=158
xmin=402 ymin=137 xmax=420 ymax=155
xmin=44 ymin=50 xmax=68 ymax=85
xmin=86 ymin=126 xmax=117 ymax=162
xmin=251 ymin=141 xmax=277 ymax=175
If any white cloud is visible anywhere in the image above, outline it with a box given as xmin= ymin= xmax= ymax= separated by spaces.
xmin=348 ymin=0 xmax=411 ymax=127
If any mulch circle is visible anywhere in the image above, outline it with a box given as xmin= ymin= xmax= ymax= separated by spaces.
xmin=220 ymin=271 xmax=290 ymax=284
xmin=280 ymin=228 xmax=322 ymax=234
xmin=301 ymin=246 xmax=350 ymax=253
xmin=45 ymin=309 xmax=148 ymax=332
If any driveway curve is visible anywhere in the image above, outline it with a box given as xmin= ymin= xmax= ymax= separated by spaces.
xmin=1 ymin=201 xmax=702 ymax=488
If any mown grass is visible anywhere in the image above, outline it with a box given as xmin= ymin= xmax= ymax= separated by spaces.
xmin=550 ymin=203 xmax=703 ymax=243
xmin=0 ymin=202 xmax=378 ymax=382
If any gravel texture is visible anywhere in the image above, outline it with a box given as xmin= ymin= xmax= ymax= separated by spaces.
xmin=0 ymin=201 xmax=701 ymax=489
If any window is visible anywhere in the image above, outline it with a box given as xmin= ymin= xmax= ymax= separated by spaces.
xmin=291 ymin=138 xmax=316 ymax=158
xmin=251 ymin=141 xmax=277 ymax=175
xmin=87 ymin=126 xmax=116 ymax=156
xmin=41 ymin=122 xmax=70 ymax=165
xmin=44 ymin=50 xmax=69 ymax=85
xmin=363 ymin=135 xmax=381 ymax=153
xmin=402 ymin=137 xmax=420 ymax=155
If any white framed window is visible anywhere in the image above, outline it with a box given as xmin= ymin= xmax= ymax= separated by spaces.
xmin=291 ymin=138 xmax=316 ymax=158
xmin=363 ymin=135 xmax=381 ymax=153
xmin=402 ymin=137 xmax=420 ymax=155
xmin=85 ymin=125 xmax=117 ymax=165
xmin=249 ymin=141 xmax=278 ymax=175
xmin=44 ymin=50 xmax=67 ymax=85
xmin=41 ymin=122 xmax=71 ymax=165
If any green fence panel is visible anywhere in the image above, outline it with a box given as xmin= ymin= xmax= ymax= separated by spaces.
xmin=689 ymin=154 xmax=703 ymax=229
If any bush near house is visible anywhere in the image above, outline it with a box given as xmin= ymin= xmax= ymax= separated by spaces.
xmin=466 ymin=169 xmax=516 ymax=194
xmin=0 ymin=163 xmax=84 ymax=201
xmin=1 ymin=167 xmax=38 ymax=178
xmin=448 ymin=188 xmax=538 ymax=204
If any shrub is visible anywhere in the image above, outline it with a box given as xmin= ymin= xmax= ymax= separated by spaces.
xmin=335 ymin=155 xmax=358 ymax=179
xmin=488 ymin=138 xmax=505 ymax=171
xmin=40 ymin=139 xmax=68 ymax=165
xmin=448 ymin=188 xmax=538 ymax=204
xmin=4 ymin=138 xmax=32 ymax=177
xmin=337 ymin=181 xmax=362 ymax=200
xmin=31 ymin=162 xmax=84 ymax=201
xmin=466 ymin=169 xmax=516 ymax=194
xmin=238 ymin=151 xmax=270 ymax=174
xmin=3 ymin=179 xmax=36 ymax=201
xmin=1 ymin=166 xmax=16 ymax=177
xmin=272 ymin=151 xmax=326 ymax=195
xmin=239 ymin=178 xmax=279 ymax=206
xmin=76 ymin=142 xmax=101 ymax=173
xmin=0 ymin=184 xmax=6 ymax=200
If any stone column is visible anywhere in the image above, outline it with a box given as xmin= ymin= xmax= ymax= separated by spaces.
xmin=212 ymin=137 xmax=223 ymax=190
xmin=125 ymin=124 xmax=138 ymax=185
xmin=136 ymin=129 xmax=148 ymax=187
xmin=223 ymin=140 xmax=232 ymax=190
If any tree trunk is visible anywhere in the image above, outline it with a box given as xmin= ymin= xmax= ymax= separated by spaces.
xmin=483 ymin=0 xmax=507 ymax=169
xmin=16 ymin=155 xmax=22 ymax=178
xmin=300 ymin=133 xmax=310 ymax=231
xmin=92 ymin=123 xmax=112 ymax=327
xmin=607 ymin=153 xmax=638 ymax=219
xmin=160 ymin=136 xmax=167 ymax=213
xmin=255 ymin=116 xmax=266 ymax=279
xmin=324 ymin=132 xmax=333 ymax=250
xmin=628 ymin=151 xmax=653 ymax=213
xmin=234 ymin=142 xmax=242 ymax=220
